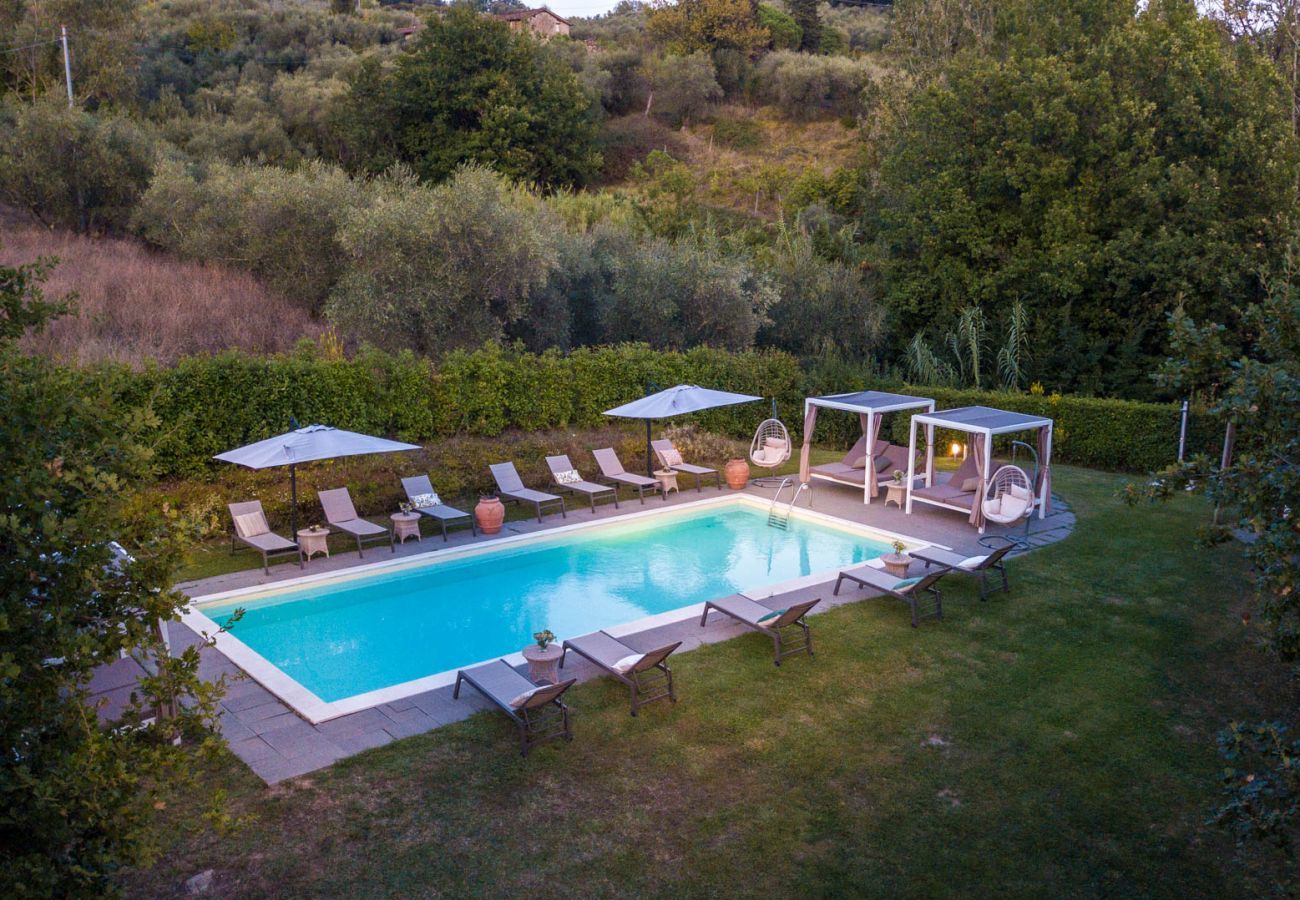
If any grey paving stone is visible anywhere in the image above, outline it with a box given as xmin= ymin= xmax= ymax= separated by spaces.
xmin=260 ymin=720 xmax=341 ymax=760
xmin=330 ymin=730 xmax=395 ymax=756
xmin=217 ymin=713 xmax=256 ymax=744
xmin=222 ymin=687 xmax=278 ymax=713
xmin=315 ymin=707 xmax=390 ymax=739
xmin=231 ymin=698 xmax=290 ymax=722
xmin=248 ymin=711 xmax=302 ymax=735
xmin=381 ymin=708 xmax=438 ymax=740
xmin=228 ymin=736 xmax=279 ymax=765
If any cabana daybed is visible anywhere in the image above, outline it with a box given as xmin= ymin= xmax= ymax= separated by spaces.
xmin=905 ymin=406 xmax=1053 ymax=533
xmin=796 ymin=391 xmax=936 ymax=504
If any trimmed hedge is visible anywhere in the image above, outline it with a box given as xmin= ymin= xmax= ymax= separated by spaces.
xmin=80 ymin=343 xmax=1195 ymax=479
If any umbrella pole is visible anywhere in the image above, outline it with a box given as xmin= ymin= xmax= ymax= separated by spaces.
xmin=290 ymin=463 xmax=298 ymax=538
xmin=645 ymin=419 xmax=653 ymax=477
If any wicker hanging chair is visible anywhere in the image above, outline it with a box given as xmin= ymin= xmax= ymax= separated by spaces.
xmin=981 ymin=464 xmax=1034 ymax=524
xmin=749 ymin=417 xmax=791 ymax=470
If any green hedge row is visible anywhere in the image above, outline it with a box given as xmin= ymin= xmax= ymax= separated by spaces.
xmin=82 ymin=343 xmax=1196 ymax=478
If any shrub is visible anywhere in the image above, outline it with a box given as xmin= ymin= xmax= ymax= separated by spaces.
xmin=133 ymin=158 xmax=365 ymax=311
xmin=60 ymin=343 xmax=1192 ymax=480
xmin=754 ymin=51 xmax=878 ymax=120
xmin=0 ymin=97 xmax=158 ymax=233
xmin=757 ymin=3 xmax=801 ymax=50
xmin=712 ymin=117 xmax=763 ymax=150
xmin=644 ymin=52 xmax=723 ymax=127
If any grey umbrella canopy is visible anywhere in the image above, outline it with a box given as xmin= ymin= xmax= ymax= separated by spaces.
xmin=604 ymin=384 xmax=762 ymax=475
xmin=214 ymin=424 xmax=420 ymax=535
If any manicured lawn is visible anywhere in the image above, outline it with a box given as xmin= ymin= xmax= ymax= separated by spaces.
xmin=126 ymin=466 xmax=1290 ymax=896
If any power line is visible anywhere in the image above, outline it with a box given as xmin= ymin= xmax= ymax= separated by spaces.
xmin=0 ymin=38 xmax=61 ymax=56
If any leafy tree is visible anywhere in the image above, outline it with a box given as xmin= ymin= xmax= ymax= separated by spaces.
xmin=757 ymin=3 xmax=802 ymax=51
xmin=643 ymin=51 xmax=723 ymax=126
xmin=0 ymin=256 xmax=232 ymax=894
xmin=647 ymin=0 xmax=772 ymax=58
xmin=0 ymin=0 xmax=141 ymax=105
xmin=0 ymin=96 xmax=158 ymax=233
xmin=788 ymin=0 xmax=821 ymax=51
xmin=331 ymin=6 xmax=601 ymax=189
xmin=871 ymin=0 xmax=1299 ymax=397
xmin=325 ymin=165 xmax=561 ymax=353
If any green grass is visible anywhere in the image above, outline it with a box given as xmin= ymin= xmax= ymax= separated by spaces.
xmin=127 ymin=465 xmax=1292 ymax=896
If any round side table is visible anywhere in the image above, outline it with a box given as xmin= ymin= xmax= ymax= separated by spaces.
xmin=521 ymin=643 xmax=564 ymax=685
xmin=653 ymin=469 xmax=679 ymax=496
xmin=884 ymin=483 xmax=907 ymax=509
xmin=880 ymin=553 xmax=912 ymax=579
xmin=391 ymin=511 xmax=422 ymax=544
xmin=297 ymin=528 xmax=330 ymax=562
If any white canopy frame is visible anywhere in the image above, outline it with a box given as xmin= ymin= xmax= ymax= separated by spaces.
xmin=905 ymin=406 xmax=1054 ymax=533
xmin=797 ymin=391 xmax=936 ymax=504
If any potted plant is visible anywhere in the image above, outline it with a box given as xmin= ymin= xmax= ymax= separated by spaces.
xmin=891 ymin=539 xmax=908 ymax=557
xmin=892 ymin=470 xmax=905 ymax=486
xmin=398 ymin=501 xmax=414 ymax=515
xmin=533 ymin=629 xmax=556 ymax=650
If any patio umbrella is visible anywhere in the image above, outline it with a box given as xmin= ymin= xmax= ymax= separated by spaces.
xmin=214 ymin=424 xmax=421 ymax=536
xmin=604 ymin=384 xmax=762 ymax=476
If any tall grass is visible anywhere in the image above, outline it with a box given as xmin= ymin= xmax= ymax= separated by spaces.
xmin=0 ymin=224 xmax=321 ymax=366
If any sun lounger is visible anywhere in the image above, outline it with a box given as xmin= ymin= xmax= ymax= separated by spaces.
xmin=808 ymin=434 xmax=871 ymax=487
xmin=592 ymin=447 xmax=664 ymax=504
xmin=545 ymin=454 xmax=619 ymax=514
xmin=833 ymin=565 xmax=947 ymax=627
xmin=453 ymin=659 xmax=576 ymax=756
xmin=318 ymin=487 xmax=393 ymax=558
xmin=489 ymin=462 xmax=566 ymax=523
xmin=228 ymin=500 xmax=302 ymax=574
xmin=400 ymin=475 xmax=475 ymax=541
xmin=909 ymin=541 xmax=1013 ymax=600
xmin=699 ymin=594 xmax=819 ymax=665
xmin=910 ymin=455 xmax=1006 ymax=511
xmin=651 ymin=439 xmax=720 ymax=492
xmin=561 ymin=631 xmax=680 ymax=715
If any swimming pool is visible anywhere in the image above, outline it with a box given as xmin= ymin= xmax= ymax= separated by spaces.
xmin=190 ymin=496 xmax=918 ymax=721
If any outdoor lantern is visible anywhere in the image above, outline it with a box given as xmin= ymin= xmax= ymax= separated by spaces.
xmin=950 ymin=441 xmax=965 ymax=459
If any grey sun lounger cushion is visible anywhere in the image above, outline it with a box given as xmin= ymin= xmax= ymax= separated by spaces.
xmin=545 ymin=455 xmax=618 ymax=512
xmin=700 ymin=594 xmax=819 ymax=665
xmin=453 ymin=659 xmax=575 ymax=755
xmin=561 ymin=630 xmax=680 ymax=715
xmin=592 ymin=448 xmax=663 ymax=503
xmin=489 ymin=462 xmax=566 ymax=522
xmin=401 ymin=475 xmax=475 ymax=540
xmin=228 ymin=500 xmax=301 ymax=573
xmin=833 ymin=564 xmax=947 ymax=627
xmin=318 ymin=487 xmax=393 ymax=557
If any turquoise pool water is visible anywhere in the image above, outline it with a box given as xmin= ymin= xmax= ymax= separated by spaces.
xmin=203 ymin=506 xmax=892 ymax=702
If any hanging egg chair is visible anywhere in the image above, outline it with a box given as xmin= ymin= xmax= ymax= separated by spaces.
xmin=982 ymin=464 xmax=1034 ymax=524
xmin=749 ymin=401 xmax=791 ymax=487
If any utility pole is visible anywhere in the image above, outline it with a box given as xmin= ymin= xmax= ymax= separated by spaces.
xmin=60 ymin=25 xmax=73 ymax=107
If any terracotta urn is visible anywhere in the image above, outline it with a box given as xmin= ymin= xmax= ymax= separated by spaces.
xmin=724 ymin=458 xmax=750 ymax=490
xmin=475 ymin=496 xmax=505 ymax=534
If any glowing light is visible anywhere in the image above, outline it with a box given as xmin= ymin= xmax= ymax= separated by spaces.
xmin=950 ymin=441 xmax=965 ymax=458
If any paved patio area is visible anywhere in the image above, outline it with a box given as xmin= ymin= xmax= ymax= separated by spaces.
xmin=162 ymin=480 xmax=1074 ymax=784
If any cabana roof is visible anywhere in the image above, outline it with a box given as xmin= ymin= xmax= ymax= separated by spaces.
xmin=805 ymin=390 xmax=934 ymax=416
xmin=912 ymin=405 xmax=1052 ymax=436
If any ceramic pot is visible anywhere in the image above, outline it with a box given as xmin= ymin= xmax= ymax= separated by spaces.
xmin=475 ymin=496 xmax=505 ymax=534
xmin=724 ymin=458 xmax=750 ymax=490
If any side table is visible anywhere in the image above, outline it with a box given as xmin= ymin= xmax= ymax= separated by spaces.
xmin=884 ymin=482 xmax=907 ymax=509
xmin=653 ymin=469 xmax=679 ymax=496
xmin=391 ymin=511 xmax=422 ymax=544
xmin=297 ymin=528 xmax=330 ymax=562
xmin=521 ymin=643 xmax=564 ymax=685
xmin=880 ymin=553 xmax=911 ymax=579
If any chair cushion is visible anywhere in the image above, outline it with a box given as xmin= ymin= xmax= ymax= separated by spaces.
xmin=234 ymin=511 xmax=269 ymax=537
xmin=612 ymin=654 xmax=643 ymax=674
xmin=555 ymin=469 xmax=582 ymax=485
xmin=764 ymin=437 xmax=787 ymax=451
xmin=957 ymin=554 xmax=988 ymax=569
xmin=411 ymin=491 xmax=440 ymax=508
xmin=893 ymin=576 xmax=923 ymax=591
xmin=758 ymin=608 xmax=788 ymax=627
xmin=1000 ymin=495 xmax=1031 ymax=519
xmin=661 ymin=447 xmax=683 ymax=466
xmin=983 ymin=495 xmax=1003 ymax=517
xmin=875 ymin=456 xmax=894 ymax=473
xmin=1009 ymin=482 xmax=1032 ymax=501
xmin=508 ymin=687 xmax=542 ymax=709
xmin=847 ymin=455 xmax=867 ymax=470
xmin=961 ymin=476 xmax=981 ymax=493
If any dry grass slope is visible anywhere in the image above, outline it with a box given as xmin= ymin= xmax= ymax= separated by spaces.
xmin=1 ymin=224 xmax=321 ymax=366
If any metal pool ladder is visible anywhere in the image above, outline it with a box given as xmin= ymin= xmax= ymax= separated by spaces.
xmin=768 ymin=477 xmax=809 ymax=529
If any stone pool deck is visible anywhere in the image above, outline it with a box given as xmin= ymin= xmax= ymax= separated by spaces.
xmin=154 ymin=481 xmax=1075 ymax=784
